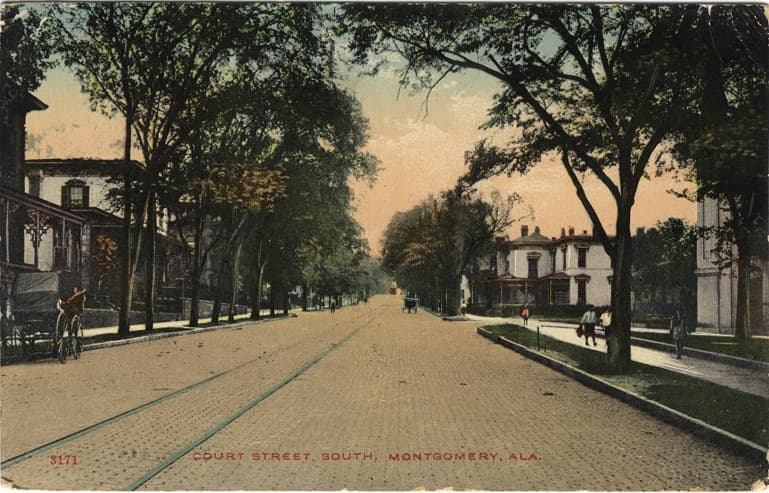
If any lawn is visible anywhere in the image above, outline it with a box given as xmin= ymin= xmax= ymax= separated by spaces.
xmin=631 ymin=331 xmax=769 ymax=363
xmin=485 ymin=324 xmax=769 ymax=447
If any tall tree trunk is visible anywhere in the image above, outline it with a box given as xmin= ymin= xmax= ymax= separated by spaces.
xmin=188 ymin=207 xmax=204 ymax=327
xmin=607 ymin=200 xmax=634 ymax=372
xmin=250 ymin=281 xmax=259 ymax=320
xmin=301 ymin=282 xmax=309 ymax=311
xmin=211 ymin=255 xmax=229 ymax=325
xmin=269 ymin=285 xmax=276 ymax=317
xmin=228 ymin=240 xmax=243 ymax=323
xmin=212 ymin=215 xmax=247 ymax=325
xmin=118 ymin=111 xmax=133 ymax=336
xmin=144 ymin=190 xmax=156 ymax=332
xmin=283 ymin=289 xmax=289 ymax=316
xmin=734 ymin=239 xmax=752 ymax=340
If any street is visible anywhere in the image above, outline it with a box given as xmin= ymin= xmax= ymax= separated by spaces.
xmin=1 ymin=296 xmax=763 ymax=490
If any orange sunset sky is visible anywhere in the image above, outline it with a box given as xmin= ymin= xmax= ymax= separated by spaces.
xmin=25 ymin=49 xmax=696 ymax=254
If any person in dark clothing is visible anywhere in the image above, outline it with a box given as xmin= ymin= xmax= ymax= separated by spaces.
xmin=670 ymin=309 xmax=686 ymax=359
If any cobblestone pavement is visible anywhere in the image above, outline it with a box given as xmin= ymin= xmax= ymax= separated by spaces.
xmin=1 ymin=297 xmax=765 ymax=490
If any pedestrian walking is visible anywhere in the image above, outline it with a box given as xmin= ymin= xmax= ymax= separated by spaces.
xmin=520 ymin=305 xmax=529 ymax=326
xmin=670 ymin=309 xmax=686 ymax=359
xmin=600 ymin=307 xmax=612 ymax=355
xmin=330 ymin=299 xmax=336 ymax=314
xmin=578 ymin=305 xmax=597 ymax=346
xmin=460 ymin=300 xmax=468 ymax=316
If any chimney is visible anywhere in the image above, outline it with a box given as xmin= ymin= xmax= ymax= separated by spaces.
xmin=568 ymin=226 xmax=575 ymax=236
xmin=561 ymin=228 xmax=566 ymax=238
xmin=521 ymin=225 xmax=529 ymax=237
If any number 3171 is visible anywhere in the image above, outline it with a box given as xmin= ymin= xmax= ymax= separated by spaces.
xmin=50 ymin=454 xmax=79 ymax=465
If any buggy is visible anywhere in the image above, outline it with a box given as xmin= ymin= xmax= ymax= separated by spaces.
xmin=402 ymin=293 xmax=418 ymax=314
xmin=2 ymin=273 xmax=85 ymax=363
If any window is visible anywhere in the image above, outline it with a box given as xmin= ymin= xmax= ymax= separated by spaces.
xmin=29 ymin=175 xmax=41 ymax=198
xmin=61 ymin=180 xmax=89 ymax=208
xmin=527 ymin=257 xmax=538 ymax=279
xmin=577 ymin=247 xmax=587 ymax=268
xmin=53 ymin=223 xmax=73 ymax=270
xmin=577 ymin=279 xmax=587 ymax=305
xmin=561 ymin=247 xmax=567 ymax=269
xmin=550 ymin=250 xmax=556 ymax=273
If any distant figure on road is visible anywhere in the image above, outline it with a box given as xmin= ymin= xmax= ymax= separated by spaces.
xmin=578 ymin=306 xmax=597 ymax=346
xmin=330 ymin=300 xmax=336 ymax=314
xmin=670 ymin=309 xmax=686 ymax=359
xmin=460 ymin=300 xmax=468 ymax=316
xmin=520 ymin=305 xmax=529 ymax=326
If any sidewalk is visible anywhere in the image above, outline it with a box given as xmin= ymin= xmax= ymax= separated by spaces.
xmin=82 ymin=310 xmax=272 ymax=338
xmin=465 ymin=314 xmax=769 ymax=399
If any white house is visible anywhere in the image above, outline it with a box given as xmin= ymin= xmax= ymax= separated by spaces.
xmin=22 ymin=159 xmax=185 ymax=300
xmin=465 ymin=225 xmax=612 ymax=307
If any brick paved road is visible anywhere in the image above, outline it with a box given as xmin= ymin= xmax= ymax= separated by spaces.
xmin=1 ymin=296 xmax=764 ymax=490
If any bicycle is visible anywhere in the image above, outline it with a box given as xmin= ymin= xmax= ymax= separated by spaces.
xmin=55 ymin=289 xmax=86 ymax=364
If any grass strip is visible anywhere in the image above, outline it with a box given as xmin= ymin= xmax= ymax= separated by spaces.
xmin=486 ymin=324 xmax=769 ymax=447
xmin=631 ymin=331 xmax=769 ymax=363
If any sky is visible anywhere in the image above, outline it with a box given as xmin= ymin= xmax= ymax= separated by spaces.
xmin=24 ymin=26 xmax=697 ymax=256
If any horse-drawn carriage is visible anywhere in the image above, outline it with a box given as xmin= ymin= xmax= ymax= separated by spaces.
xmin=1 ymin=272 xmax=85 ymax=363
xmin=402 ymin=292 xmax=418 ymax=314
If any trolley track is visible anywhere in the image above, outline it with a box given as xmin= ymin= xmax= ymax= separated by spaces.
xmin=1 ymin=306 xmax=380 ymax=490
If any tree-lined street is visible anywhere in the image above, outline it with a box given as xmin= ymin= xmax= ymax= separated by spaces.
xmin=1 ymin=296 xmax=763 ymax=490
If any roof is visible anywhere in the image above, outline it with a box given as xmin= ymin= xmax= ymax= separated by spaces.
xmin=24 ymin=92 xmax=48 ymax=112
xmin=0 ymin=184 xmax=85 ymax=224
xmin=539 ymin=272 xmax=572 ymax=281
xmin=25 ymin=159 xmax=145 ymax=178
xmin=509 ymin=230 xmax=552 ymax=246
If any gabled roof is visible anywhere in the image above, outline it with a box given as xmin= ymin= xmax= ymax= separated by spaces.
xmin=510 ymin=230 xmax=551 ymax=246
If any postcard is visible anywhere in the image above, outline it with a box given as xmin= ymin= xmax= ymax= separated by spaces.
xmin=1 ymin=3 xmax=767 ymax=491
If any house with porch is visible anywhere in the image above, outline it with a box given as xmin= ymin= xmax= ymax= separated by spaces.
xmin=23 ymin=159 xmax=187 ymax=308
xmin=463 ymin=225 xmax=612 ymax=308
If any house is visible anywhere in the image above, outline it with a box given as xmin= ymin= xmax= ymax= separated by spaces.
xmin=464 ymin=225 xmax=612 ymax=308
xmin=695 ymin=197 xmax=768 ymax=334
xmin=23 ymin=159 xmax=187 ymax=306
xmin=1 ymin=92 xmax=89 ymax=319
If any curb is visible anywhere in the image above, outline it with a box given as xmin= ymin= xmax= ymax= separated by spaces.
xmin=82 ymin=314 xmax=294 ymax=352
xmin=477 ymin=326 xmax=768 ymax=463
xmin=630 ymin=336 xmax=769 ymax=371
xmin=0 ymin=316 xmax=292 ymax=365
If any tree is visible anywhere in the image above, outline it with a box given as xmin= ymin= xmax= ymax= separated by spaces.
xmin=52 ymin=3 xmax=339 ymax=332
xmin=52 ymin=3 xmax=155 ymax=335
xmin=382 ymin=190 xmax=516 ymax=315
xmin=632 ymin=219 xmax=697 ymax=323
xmin=340 ymin=4 xmax=701 ymax=370
xmin=90 ymin=234 xmax=119 ymax=304
xmin=670 ymin=6 xmax=769 ymax=339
